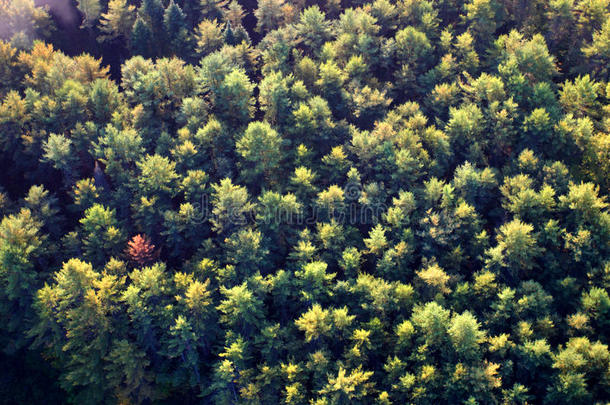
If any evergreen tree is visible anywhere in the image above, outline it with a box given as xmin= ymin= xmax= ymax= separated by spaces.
xmin=130 ymin=17 xmax=155 ymax=58
xmin=164 ymin=1 xmax=191 ymax=58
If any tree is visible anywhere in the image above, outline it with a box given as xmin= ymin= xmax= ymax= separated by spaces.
xmin=104 ymin=339 xmax=156 ymax=404
xmin=165 ymin=315 xmax=204 ymax=389
xmin=581 ymin=287 xmax=610 ymax=336
xmin=195 ymin=19 xmax=224 ymax=55
xmin=24 ymin=185 xmax=61 ymax=236
xmin=236 ymin=121 xmax=283 ymax=186
xmin=76 ymin=0 xmax=101 ymax=29
xmin=364 ymin=224 xmax=388 ymax=256
xmin=130 ymin=17 xmax=154 ymax=58
xmin=141 ymin=0 xmax=164 ymax=29
xmin=224 ymin=228 xmax=269 ymax=280
xmin=217 ymin=282 xmax=264 ymax=335
xmin=485 ymin=219 xmax=541 ymax=284
xmin=410 ymin=301 xmax=451 ymax=354
xmin=582 ymin=19 xmax=610 ymax=79
xmin=255 ymin=0 xmax=288 ymax=34
xmin=548 ymin=337 xmax=610 ymax=402
xmin=395 ymin=26 xmax=432 ymax=67
xmin=199 ymin=0 xmax=229 ymax=21
xmin=33 ymin=258 xmax=123 ymax=403
xmin=296 ymin=6 xmax=332 ymax=52
xmin=559 ymin=75 xmax=602 ymax=120
xmin=317 ymin=186 xmax=345 ymax=221
xmin=72 ymin=178 xmax=99 ymax=211
xmin=0 ymin=41 xmax=25 ymax=97
xmin=495 ymin=30 xmax=558 ymax=86
xmin=295 ymin=261 xmax=336 ymax=304
xmin=98 ymin=0 xmax=136 ymax=43
xmin=0 ymin=208 xmax=45 ymax=352
xmin=210 ymin=178 xmax=254 ymax=234
xmin=79 ymin=204 xmax=125 ymax=265
xmin=464 ymin=0 xmax=499 ymax=48
xmin=500 ymin=174 xmax=556 ymax=224
xmin=416 ymin=263 xmax=451 ymax=298
xmin=295 ymin=304 xmax=332 ymax=343
xmin=452 ymin=162 xmax=498 ymax=215
xmin=0 ymin=0 xmax=53 ymax=48
xmin=258 ymin=70 xmax=305 ymax=127
xmin=136 ymin=154 xmax=179 ymax=198
xmin=164 ymin=1 xmax=191 ymax=58
xmin=125 ymin=234 xmax=158 ymax=267
xmin=42 ymin=133 xmax=77 ymax=185
xmin=291 ymin=96 xmax=335 ymax=153
xmin=89 ymin=78 xmax=121 ymax=125
xmin=4 ymin=1 xmax=610 ymax=402
xmin=94 ymin=124 xmax=144 ymax=189
xmin=223 ymin=1 xmax=245 ymax=28
xmin=317 ymin=366 xmax=375 ymax=405
xmin=560 ymin=182 xmax=608 ymax=225
xmin=448 ymin=311 xmax=485 ymax=362
xmin=445 ymin=104 xmax=486 ymax=165
xmin=214 ymin=68 xmax=254 ymax=127
xmin=121 ymin=263 xmax=173 ymax=354
xmin=583 ymin=132 xmax=610 ymax=193
xmin=316 ymin=61 xmax=348 ymax=118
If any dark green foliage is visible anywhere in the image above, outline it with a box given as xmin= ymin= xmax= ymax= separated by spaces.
xmin=130 ymin=17 xmax=155 ymax=58
xmin=0 ymin=0 xmax=610 ymax=403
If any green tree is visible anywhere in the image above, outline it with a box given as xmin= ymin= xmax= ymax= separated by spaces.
xmin=547 ymin=337 xmax=610 ymax=402
xmin=210 ymin=178 xmax=254 ymax=234
xmin=236 ymin=121 xmax=283 ymax=186
xmin=0 ymin=208 xmax=45 ymax=351
xmin=485 ymin=219 xmax=541 ymax=284
xmin=295 ymin=304 xmax=332 ymax=344
xmin=317 ymin=366 xmax=375 ymax=405
xmin=582 ymin=19 xmax=610 ymax=78
xmin=79 ymin=204 xmax=125 ymax=265
xmin=164 ymin=1 xmax=191 ymax=58
xmin=295 ymin=261 xmax=336 ymax=304
xmin=105 ymin=339 xmax=156 ymax=404
xmin=42 ymin=133 xmax=77 ymax=185
xmin=296 ymin=6 xmax=332 ymax=52
xmin=136 ymin=154 xmax=179 ymax=198
xmin=448 ymin=311 xmax=485 ymax=362
xmin=130 ymin=17 xmax=154 ymax=58
xmin=214 ymin=68 xmax=254 ymax=127
xmin=218 ymin=282 xmax=264 ymax=335
xmin=33 ymin=258 xmax=123 ymax=403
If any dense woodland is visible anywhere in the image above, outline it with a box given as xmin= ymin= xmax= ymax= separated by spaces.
xmin=1 ymin=0 xmax=610 ymax=403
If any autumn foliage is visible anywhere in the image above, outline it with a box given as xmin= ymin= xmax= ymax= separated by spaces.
xmin=125 ymin=234 xmax=158 ymax=267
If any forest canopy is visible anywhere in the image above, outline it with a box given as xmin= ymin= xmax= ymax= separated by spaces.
xmin=1 ymin=0 xmax=610 ymax=404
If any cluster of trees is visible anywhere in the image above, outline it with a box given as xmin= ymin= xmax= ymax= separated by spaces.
xmin=1 ymin=0 xmax=610 ymax=403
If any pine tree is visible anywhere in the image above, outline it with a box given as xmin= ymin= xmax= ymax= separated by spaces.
xmin=164 ymin=1 xmax=191 ymax=58
xmin=141 ymin=0 xmax=164 ymax=29
xmin=236 ymin=120 xmax=283 ymax=186
xmin=130 ymin=16 xmax=154 ymax=58
xmin=223 ymin=20 xmax=237 ymax=46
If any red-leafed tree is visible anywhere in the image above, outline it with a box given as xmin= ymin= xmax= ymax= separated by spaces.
xmin=125 ymin=234 xmax=158 ymax=267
